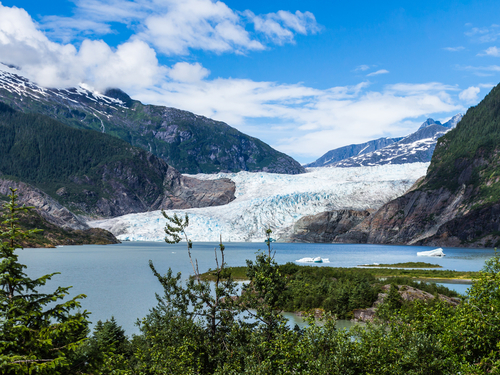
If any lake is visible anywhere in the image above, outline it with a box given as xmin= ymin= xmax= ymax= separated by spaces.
xmin=19 ymin=241 xmax=495 ymax=335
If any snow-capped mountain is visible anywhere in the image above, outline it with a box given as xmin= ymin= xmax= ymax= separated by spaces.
xmin=304 ymin=137 xmax=404 ymax=168
xmin=88 ymin=163 xmax=429 ymax=242
xmin=308 ymin=114 xmax=463 ymax=168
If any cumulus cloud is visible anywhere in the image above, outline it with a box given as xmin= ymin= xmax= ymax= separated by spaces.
xmin=479 ymin=46 xmax=500 ymax=57
xmin=459 ymin=86 xmax=480 ymax=103
xmin=40 ymin=0 xmax=320 ymax=55
xmin=367 ymin=69 xmax=389 ymax=77
xmin=168 ymin=62 xmax=210 ymax=82
xmin=0 ymin=4 xmax=165 ymax=90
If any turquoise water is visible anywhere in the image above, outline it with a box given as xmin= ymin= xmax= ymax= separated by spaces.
xmin=19 ymin=242 xmax=495 ymax=334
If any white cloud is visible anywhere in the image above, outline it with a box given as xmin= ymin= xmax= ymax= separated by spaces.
xmin=168 ymin=62 xmax=210 ymax=82
xmin=0 ymin=4 xmax=165 ymax=90
xmin=458 ymin=86 xmax=480 ymax=103
xmin=465 ymin=25 xmax=500 ymax=43
xmin=367 ymin=69 xmax=389 ymax=77
xmin=479 ymin=46 xmax=500 ymax=57
xmin=39 ymin=0 xmax=319 ymax=55
xmin=252 ymin=10 xmax=320 ymax=45
xmin=443 ymin=46 xmax=465 ymax=52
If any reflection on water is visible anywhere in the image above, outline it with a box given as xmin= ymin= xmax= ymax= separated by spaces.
xmin=19 ymin=242 xmax=492 ymax=334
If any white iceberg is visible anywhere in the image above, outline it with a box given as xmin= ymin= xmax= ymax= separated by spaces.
xmin=296 ymin=257 xmax=330 ymax=263
xmin=417 ymin=248 xmax=445 ymax=257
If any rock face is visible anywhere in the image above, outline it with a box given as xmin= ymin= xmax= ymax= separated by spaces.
xmin=338 ymin=83 xmax=500 ymax=247
xmin=64 ymin=153 xmax=237 ymax=218
xmin=283 ymin=210 xmax=373 ymax=243
xmin=0 ymin=69 xmax=304 ymax=175
xmin=0 ymin=179 xmax=88 ymax=230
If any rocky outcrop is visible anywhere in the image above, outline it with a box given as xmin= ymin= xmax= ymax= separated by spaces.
xmin=283 ymin=209 xmax=373 ymax=243
xmin=0 ymin=179 xmax=88 ymax=230
xmin=65 ymin=152 xmax=237 ymax=218
xmin=353 ymin=285 xmax=461 ymax=322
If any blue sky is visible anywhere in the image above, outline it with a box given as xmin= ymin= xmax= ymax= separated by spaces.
xmin=1 ymin=0 xmax=499 ymax=163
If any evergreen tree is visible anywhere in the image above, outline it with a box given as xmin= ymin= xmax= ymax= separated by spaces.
xmin=0 ymin=188 xmax=89 ymax=374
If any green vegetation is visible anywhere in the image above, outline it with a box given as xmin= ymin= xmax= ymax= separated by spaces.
xmin=0 ymin=189 xmax=90 ymax=373
xmin=358 ymin=261 xmax=442 ymax=268
xmin=426 ymin=82 xmax=500 ymax=207
xmin=0 ymin=101 xmax=165 ymax=212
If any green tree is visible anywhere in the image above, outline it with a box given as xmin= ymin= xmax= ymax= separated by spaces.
xmin=134 ymin=212 xmax=243 ymax=373
xmin=0 ymin=188 xmax=89 ymax=374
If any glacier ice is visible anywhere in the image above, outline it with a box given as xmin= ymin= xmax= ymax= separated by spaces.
xmin=88 ymin=163 xmax=429 ymax=242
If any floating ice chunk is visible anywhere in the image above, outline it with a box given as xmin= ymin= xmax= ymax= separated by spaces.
xmin=296 ymin=257 xmax=330 ymax=263
xmin=417 ymin=248 xmax=445 ymax=257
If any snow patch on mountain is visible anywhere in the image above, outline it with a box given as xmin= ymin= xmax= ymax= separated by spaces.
xmin=88 ymin=163 xmax=429 ymax=242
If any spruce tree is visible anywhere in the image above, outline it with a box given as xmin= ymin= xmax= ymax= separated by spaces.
xmin=0 ymin=188 xmax=89 ymax=374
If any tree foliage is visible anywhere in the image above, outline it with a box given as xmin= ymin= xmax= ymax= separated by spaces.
xmin=0 ymin=188 xmax=89 ymax=374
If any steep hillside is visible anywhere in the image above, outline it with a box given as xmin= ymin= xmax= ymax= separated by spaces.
xmin=0 ymin=102 xmax=235 ymax=219
xmin=0 ymin=69 xmax=304 ymax=174
xmin=337 ymin=84 xmax=500 ymax=247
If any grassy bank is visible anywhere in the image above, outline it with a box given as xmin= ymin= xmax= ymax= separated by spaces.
xmin=358 ymin=261 xmax=442 ymax=268
xmin=200 ymin=264 xmax=477 ymax=281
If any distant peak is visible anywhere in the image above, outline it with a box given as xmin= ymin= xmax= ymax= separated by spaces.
xmin=418 ymin=118 xmax=441 ymax=130
xmin=103 ymin=88 xmax=134 ymax=108
xmin=443 ymin=113 xmax=463 ymax=128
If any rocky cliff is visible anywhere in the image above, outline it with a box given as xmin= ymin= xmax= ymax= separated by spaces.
xmin=282 ymin=209 xmax=373 ymax=243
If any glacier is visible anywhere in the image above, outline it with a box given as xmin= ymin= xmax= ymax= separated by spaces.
xmin=88 ymin=163 xmax=429 ymax=242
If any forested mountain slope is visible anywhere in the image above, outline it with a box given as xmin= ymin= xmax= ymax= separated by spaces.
xmin=337 ymin=83 xmax=500 ymax=247
xmin=0 ymin=69 xmax=304 ymax=174
xmin=0 ymin=102 xmax=235 ymax=219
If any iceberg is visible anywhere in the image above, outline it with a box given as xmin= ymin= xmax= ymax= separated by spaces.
xmin=417 ymin=248 xmax=445 ymax=257
xmin=89 ymin=163 xmax=429 ymax=242
xmin=296 ymin=257 xmax=330 ymax=263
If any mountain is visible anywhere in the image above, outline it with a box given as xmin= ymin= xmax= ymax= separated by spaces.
xmin=305 ymin=137 xmax=403 ymax=168
xmin=0 ymin=102 xmax=236 ymax=219
xmin=89 ymin=163 xmax=429 ymax=242
xmin=0 ymin=69 xmax=304 ymax=175
xmin=335 ymin=84 xmax=500 ymax=247
xmin=306 ymin=115 xmax=462 ymax=168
